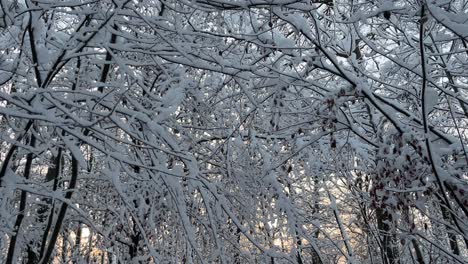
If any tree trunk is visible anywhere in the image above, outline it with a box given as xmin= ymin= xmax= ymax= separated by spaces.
xmin=6 ymin=135 xmax=36 ymax=264
xmin=376 ymin=208 xmax=399 ymax=264
xmin=62 ymin=230 xmax=68 ymax=263
xmin=75 ymin=222 xmax=82 ymax=260
xmin=39 ymin=149 xmax=62 ymax=259
xmin=39 ymin=156 xmax=79 ymax=264
xmin=86 ymin=229 xmax=93 ymax=263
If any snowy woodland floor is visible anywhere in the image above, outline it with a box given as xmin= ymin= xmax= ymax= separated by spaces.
xmin=0 ymin=0 xmax=467 ymax=263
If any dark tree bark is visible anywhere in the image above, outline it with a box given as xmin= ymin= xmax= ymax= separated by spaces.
xmin=39 ymin=156 xmax=79 ymax=264
xmin=6 ymin=135 xmax=36 ymax=264
xmin=38 ymin=149 xmax=62 ymax=259
xmin=376 ymin=208 xmax=399 ymax=264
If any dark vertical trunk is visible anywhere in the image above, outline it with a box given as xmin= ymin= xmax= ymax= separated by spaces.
xmin=86 ymin=230 xmax=93 ymax=263
xmin=62 ymin=230 xmax=68 ymax=263
xmin=39 ymin=51 xmax=79 ymax=261
xmin=234 ymin=227 xmax=241 ymax=264
xmin=39 ymin=156 xmax=79 ymax=264
xmin=129 ymin=154 xmax=141 ymax=261
xmin=38 ymin=149 xmax=62 ymax=259
xmin=107 ymin=251 xmax=113 ymax=264
xmin=6 ymin=135 xmax=36 ymax=264
xmin=100 ymin=251 xmax=105 ymax=264
xmin=0 ymin=121 xmax=33 ymax=186
xmin=295 ymin=229 xmax=303 ymax=264
xmin=411 ymin=239 xmax=424 ymax=264
xmin=98 ymin=25 xmax=118 ymax=93
xmin=26 ymin=246 xmax=37 ymax=264
xmin=403 ymin=208 xmax=424 ymax=264
xmin=311 ymin=179 xmax=322 ymax=264
xmin=75 ymin=222 xmax=82 ymax=259
xmin=129 ymin=228 xmax=140 ymax=260
xmin=376 ymin=208 xmax=399 ymax=264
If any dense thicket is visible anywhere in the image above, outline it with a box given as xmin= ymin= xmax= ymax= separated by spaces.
xmin=0 ymin=0 xmax=467 ymax=263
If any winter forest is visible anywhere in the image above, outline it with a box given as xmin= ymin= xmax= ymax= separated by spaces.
xmin=0 ymin=0 xmax=467 ymax=263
